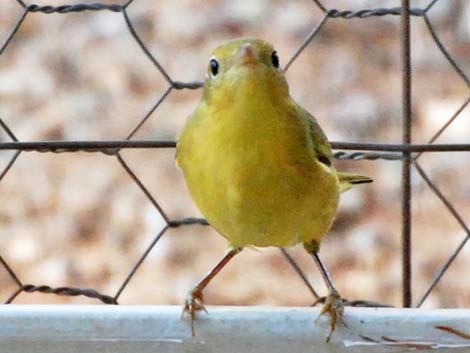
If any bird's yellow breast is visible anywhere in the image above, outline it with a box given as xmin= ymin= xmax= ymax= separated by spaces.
xmin=177 ymin=73 xmax=340 ymax=248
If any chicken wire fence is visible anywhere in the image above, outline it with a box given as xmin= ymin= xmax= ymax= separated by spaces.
xmin=0 ymin=0 xmax=469 ymax=312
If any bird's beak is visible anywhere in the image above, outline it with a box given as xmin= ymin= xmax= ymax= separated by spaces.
xmin=235 ymin=43 xmax=258 ymax=66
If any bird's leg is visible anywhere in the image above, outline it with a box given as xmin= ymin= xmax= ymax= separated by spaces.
xmin=182 ymin=246 xmax=242 ymax=336
xmin=281 ymin=248 xmax=321 ymax=300
xmin=304 ymin=241 xmax=346 ymax=342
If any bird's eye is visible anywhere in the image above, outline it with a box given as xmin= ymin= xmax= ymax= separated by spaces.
xmin=209 ymin=58 xmax=219 ymax=77
xmin=271 ymin=51 xmax=280 ymax=68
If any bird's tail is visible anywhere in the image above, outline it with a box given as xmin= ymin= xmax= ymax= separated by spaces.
xmin=337 ymin=172 xmax=373 ymax=193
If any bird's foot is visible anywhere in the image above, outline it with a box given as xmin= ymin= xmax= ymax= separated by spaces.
xmin=314 ymin=289 xmax=347 ymax=342
xmin=182 ymin=288 xmax=207 ymax=336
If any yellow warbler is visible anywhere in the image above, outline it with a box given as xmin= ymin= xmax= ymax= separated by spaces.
xmin=176 ymin=38 xmax=372 ymax=340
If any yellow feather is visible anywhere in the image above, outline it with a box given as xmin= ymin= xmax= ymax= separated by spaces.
xmin=177 ymin=38 xmax=371 ymax=248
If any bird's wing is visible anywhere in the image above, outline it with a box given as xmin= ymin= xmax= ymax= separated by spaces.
xmin=303 ymin=109 xmax=373 ymax=192
xmin=175 ymin=113 xmax=194 ymax=169
xmin=175 ymin=136 xmax=183 ymax=169
xmin=301 ymin=108 xmax=333 ymax=167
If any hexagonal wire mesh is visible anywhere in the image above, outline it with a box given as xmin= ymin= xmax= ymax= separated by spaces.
xmin=0 ymin=0 xmax=469 ymax=315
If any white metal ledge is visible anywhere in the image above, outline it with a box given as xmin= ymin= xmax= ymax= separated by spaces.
xmin=1 ymin=305 xmax=470 ymax=353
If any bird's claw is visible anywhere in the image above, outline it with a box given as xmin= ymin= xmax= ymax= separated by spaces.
xmin=315 ymin=289 xmax=347 ymax=342
xmin=182 ymin=288 xmax=207 ymax=336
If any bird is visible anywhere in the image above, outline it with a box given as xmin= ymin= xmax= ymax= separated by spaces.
xmin=176 ymin=38 xmax=372 ymax=341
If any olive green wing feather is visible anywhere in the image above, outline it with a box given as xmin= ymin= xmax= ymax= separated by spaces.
xmin=294 ymin=104 xmax=333 ymax=167
xmin=301 ymin=107 xmax=373 ymax=192
xmin=307 ymin=116 xmax=333 ymax=167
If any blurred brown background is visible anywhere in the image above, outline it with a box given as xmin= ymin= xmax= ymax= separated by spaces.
xmin=0 ymin=0 xmax=469 ymax=308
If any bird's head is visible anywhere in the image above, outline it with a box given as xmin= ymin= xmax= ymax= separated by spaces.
xmin=202 ymin=38 xmax=289 ymax=104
